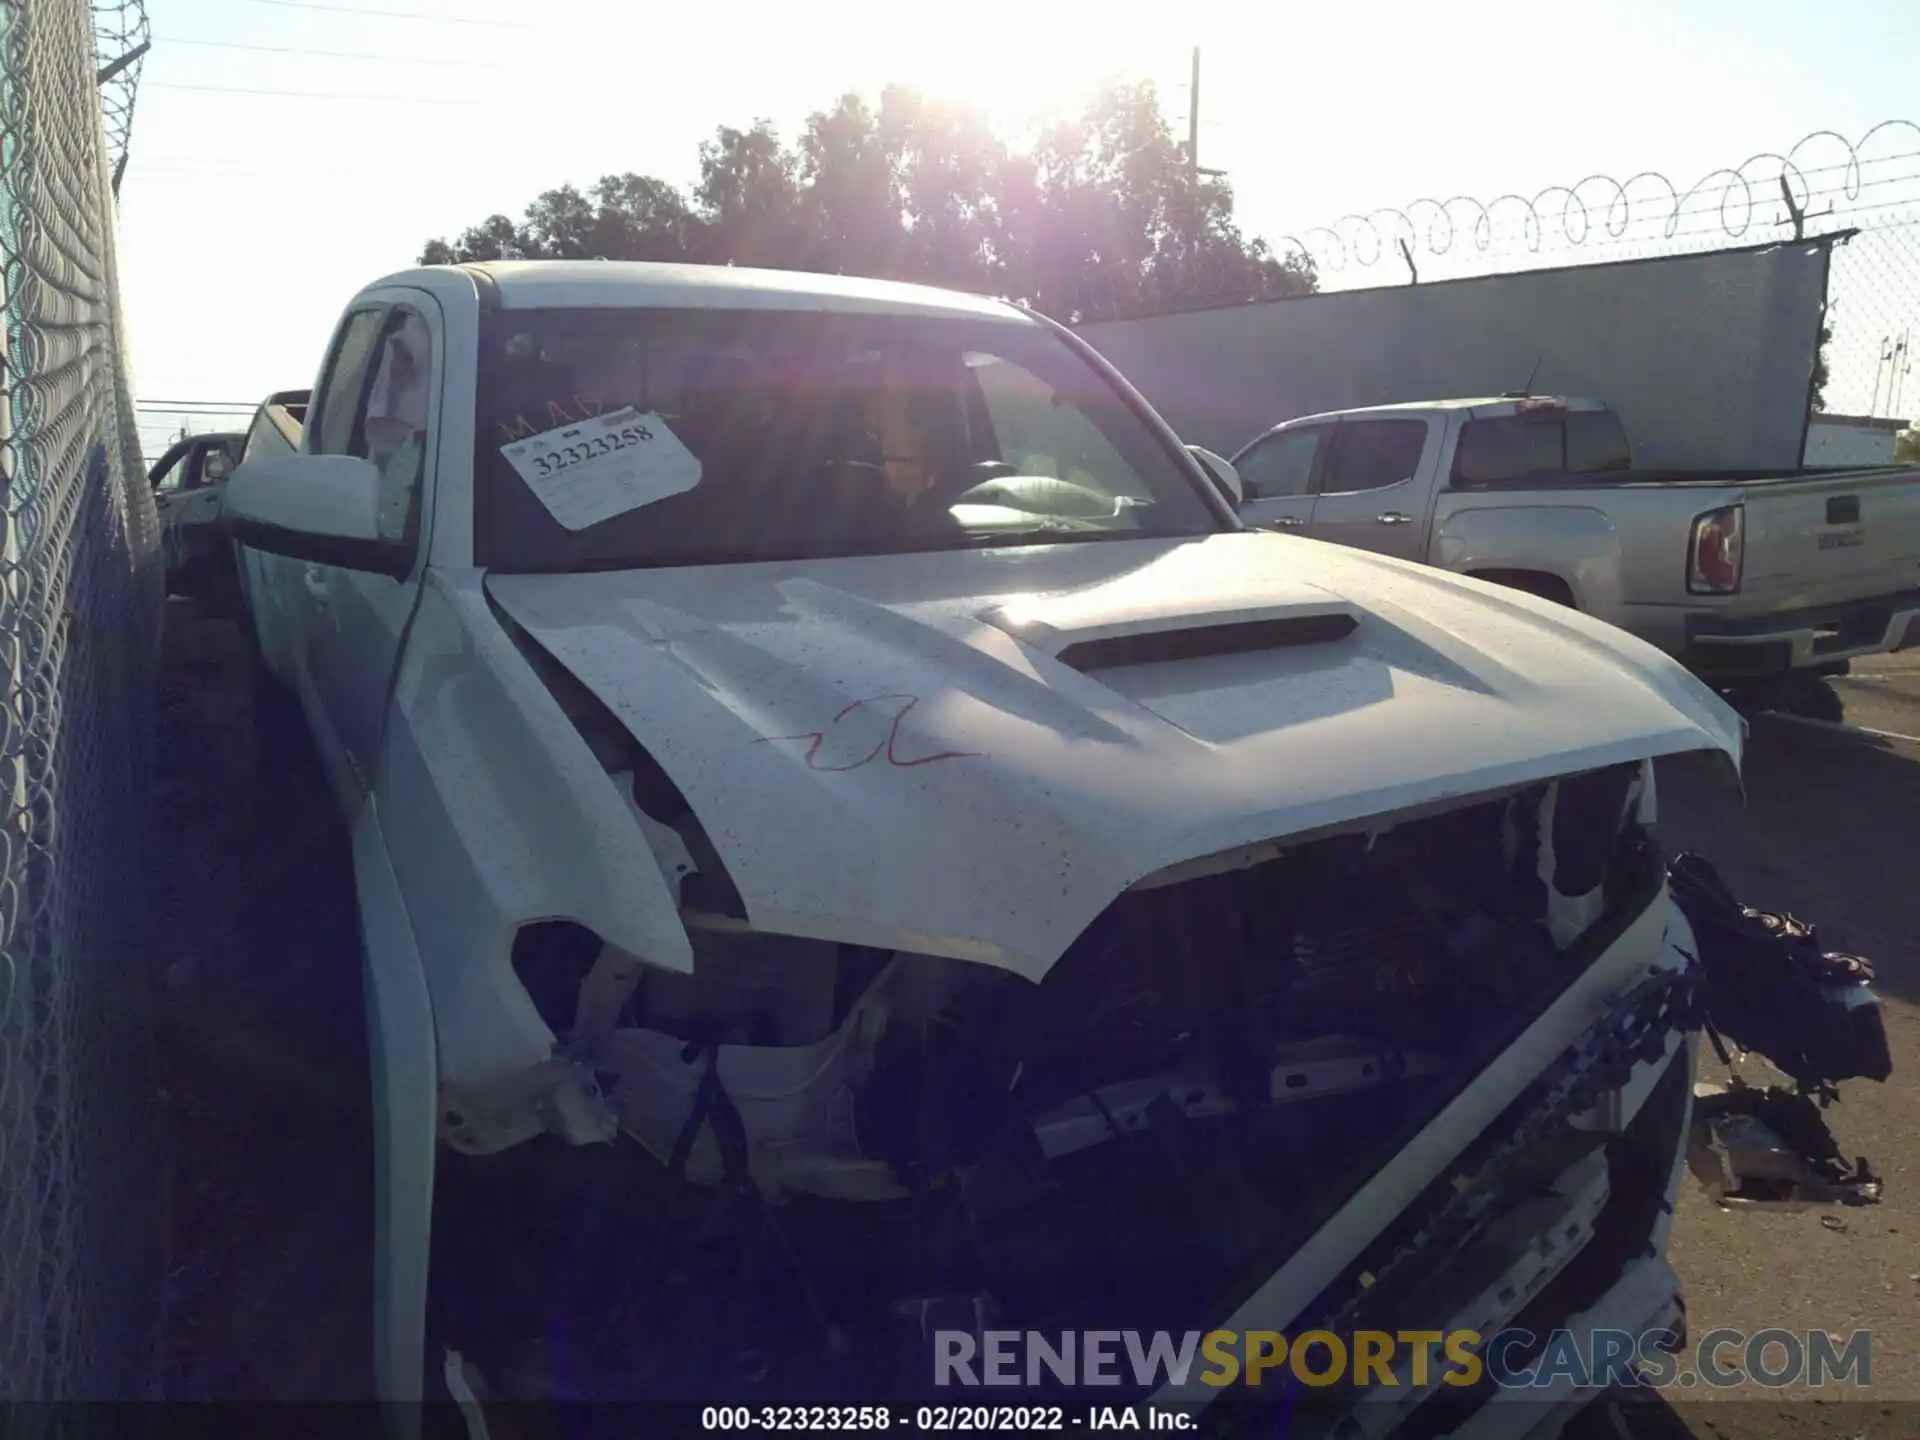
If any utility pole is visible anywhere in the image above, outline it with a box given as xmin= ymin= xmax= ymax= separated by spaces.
xmin=1188 ymin=47 xmax=1226 ymax=185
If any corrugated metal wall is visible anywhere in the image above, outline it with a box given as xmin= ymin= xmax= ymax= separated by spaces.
xmin=1077 ymin=240 xmax=1833 ymax=471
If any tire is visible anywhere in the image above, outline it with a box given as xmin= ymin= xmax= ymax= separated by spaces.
xmin=1722 ymin=672 xmax=1846 ymax=723
xmin=1469 ymin=569 xmax=1578 ymax=609
xmin=1780 ymin=671 xmax=1847 ymax=722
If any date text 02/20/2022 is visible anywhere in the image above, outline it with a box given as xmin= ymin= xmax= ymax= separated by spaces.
xmin=699 ymin=1405 xmax=1194 ymax=1432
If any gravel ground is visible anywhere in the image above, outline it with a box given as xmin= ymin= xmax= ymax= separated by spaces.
xmin=147 ymin=602 xmax=1920 ymax=1434
xmin=152 ymin=599 xmax=370 ymax=1398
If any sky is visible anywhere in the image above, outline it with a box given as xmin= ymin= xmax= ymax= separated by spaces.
xmin=115 ymin=0 xmax=1920 ymax=456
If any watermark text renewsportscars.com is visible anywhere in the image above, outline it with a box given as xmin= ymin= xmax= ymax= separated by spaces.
xmin=934 ymin=1328 xmax=1871 ymax=1391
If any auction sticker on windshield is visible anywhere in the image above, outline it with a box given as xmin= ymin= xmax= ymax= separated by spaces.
xmin=501 ymin=406 xmax=702 ymax=530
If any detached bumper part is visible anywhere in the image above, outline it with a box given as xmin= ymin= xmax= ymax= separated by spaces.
xmin=1689 ymin=1081 xmax=1882 ymax=1209
xmin=1668 ymin=852 xmax=1892 ymax=1089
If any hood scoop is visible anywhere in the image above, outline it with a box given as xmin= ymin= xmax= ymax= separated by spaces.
xmin=981 ymin=584 xmax=1362 ymax=674
xmin=1052 ymin=613 xmax=1358 ymax=672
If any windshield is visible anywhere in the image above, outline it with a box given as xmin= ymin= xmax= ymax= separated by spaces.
xmin=474 ymin=307 xmax=1225 ymax=571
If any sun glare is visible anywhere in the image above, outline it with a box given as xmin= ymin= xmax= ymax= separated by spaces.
xmin=824 ymin=18 xmax=1176 ymax=141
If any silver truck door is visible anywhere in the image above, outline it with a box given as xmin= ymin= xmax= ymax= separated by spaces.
xmin=1306 ymin=417 xmax=1436 ymax=561
xmin=1232 ymin=423 xmax=1330 ymax=533
xmin=150 ymin=439 xmax=196 ymax=579
xmin=173 ymin=440 xmax=233 ymax=546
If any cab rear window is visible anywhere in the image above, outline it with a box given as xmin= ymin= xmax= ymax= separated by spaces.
xmin=1566 ymin=410 xmax=1632 ymax=472
xmin=1451 ymin=408 xmax=1631 ymax=487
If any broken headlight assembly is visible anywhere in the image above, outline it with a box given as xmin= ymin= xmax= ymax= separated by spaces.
xmin=428 ymin=765 xmax=1682 ymax=1413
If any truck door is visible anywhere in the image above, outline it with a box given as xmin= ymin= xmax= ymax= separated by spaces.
xmin=247 ymin=305 xmax=390 ymax=794
xmin=149 ymin=437 xmax=200 ymax=582
xmin=301 ymin=299 xmax=439 ymax=805
xmin=1232 ymin=422 xmax=1331 ymax=532
xmin=1305 ymin=417 xmax=1436 ymax=561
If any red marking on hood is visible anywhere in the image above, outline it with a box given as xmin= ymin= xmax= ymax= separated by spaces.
xmin=755 ymin=692 xmax=984 ymax=772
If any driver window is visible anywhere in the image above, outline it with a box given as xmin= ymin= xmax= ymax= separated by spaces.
xmin=359 ymin=309 xmax=433 ymax=545
xmin=310 ymin=308 xmax=389 ymax=458
xmin=151 ymin=449 xmax=188 ymax=494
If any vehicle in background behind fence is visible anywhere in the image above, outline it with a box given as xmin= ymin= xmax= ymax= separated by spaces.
xmin=1208 ymin=395 xmax=1920 ymax=711
xmin=151 ymin=431 xmax=244 ymax=613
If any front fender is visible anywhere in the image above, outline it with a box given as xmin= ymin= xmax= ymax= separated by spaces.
xmin=1433 ymin=502 xmax=1627 ymax=627
xmin=373 ymin=568 xmax=693 ymax=1095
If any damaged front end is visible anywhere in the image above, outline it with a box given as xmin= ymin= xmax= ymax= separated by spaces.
xmin=428 ymin=756 xmax=1703 ymax=1427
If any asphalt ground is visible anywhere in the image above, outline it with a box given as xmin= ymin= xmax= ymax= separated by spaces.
xmin=1827 ymin=650 xmax=1920 ymax=740
xmin=146 ymin=604 xmax=1920 ymax=1436
xmin=1647 ymin=655 xmax=1920 ymax=1439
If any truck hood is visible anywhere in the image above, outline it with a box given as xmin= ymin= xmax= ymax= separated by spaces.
xmin=486 ymin=532 xmax=1741 ymax=979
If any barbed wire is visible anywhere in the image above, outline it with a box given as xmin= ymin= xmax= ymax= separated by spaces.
xmin=1073 ymin=121 xmax=1919 ymax=425
xmin=91 ymin=2 xmax=151 ymax=189
xmin=1271 ymin=120 xmax=1920 ymax=277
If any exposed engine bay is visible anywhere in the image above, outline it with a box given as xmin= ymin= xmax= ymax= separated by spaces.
xmin=430 ymin=762 xmax=1670 ymax=1409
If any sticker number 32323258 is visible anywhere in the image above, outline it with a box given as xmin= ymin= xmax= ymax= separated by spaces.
xmin=500 ymin=406 xmax=703 ymax=531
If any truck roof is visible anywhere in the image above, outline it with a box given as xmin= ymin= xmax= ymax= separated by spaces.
xmin=369 ymin=260 xmax=1032 ymax=324
xmin=1283 ymin=395 xmax=1612 ymax=424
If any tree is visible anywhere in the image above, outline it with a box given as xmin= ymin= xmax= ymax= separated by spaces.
xmin=795 ymin=92 xmax=900 ymax=278
xmin=417 ymin=78 xmax=1314 ymax=322
xmin=1809 ymin=321 xmax=1833 ymax=412
xmin=1897 ymin=425 xmax=1919 ymax=464
xmin=590 ymin=174 xmax=698 ymax=262
xmin=694 ymin=120 xmax=808 ymax=268
xmin=421 ymin=213 xmax=523 ymax=264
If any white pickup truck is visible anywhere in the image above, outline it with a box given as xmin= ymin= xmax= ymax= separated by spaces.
xmin=1221 ymin=396 xmax=1920 ymax=710
xmin=224 ymin=260 xmax=1744 ymax=1431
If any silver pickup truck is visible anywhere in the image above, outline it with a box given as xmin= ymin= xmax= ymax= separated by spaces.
xmin=1215 ymin=396 xmax=1920 ymax=702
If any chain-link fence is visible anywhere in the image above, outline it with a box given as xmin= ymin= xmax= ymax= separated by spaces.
xmin=1 ymin=0 xmax=162 ymax=1402
xmin=1078 ymin=121 xmax=1920 ymax=434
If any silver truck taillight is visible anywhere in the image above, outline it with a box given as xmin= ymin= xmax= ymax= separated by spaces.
xmin=1688 ymin=504 xmax=1744 ymax=595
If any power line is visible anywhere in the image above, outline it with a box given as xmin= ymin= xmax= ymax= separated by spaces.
xmin=152 ymin=34 xmax=511 ymax=68
xmin=243 ymin=0 xmax=534 ymax=26
xmin=147 ymin=80 xmax=484 ymax=104
xmin=125 ymin=165 xmax=370 ymax=183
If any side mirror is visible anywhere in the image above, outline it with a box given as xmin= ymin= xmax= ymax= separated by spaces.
xmin=224 ymin=454 xmax=410 ymax=578
xmin=1187 ymin=445 xmax=1244 ymax=507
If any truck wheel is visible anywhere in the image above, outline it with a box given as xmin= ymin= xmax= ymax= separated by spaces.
xmin=1468 ymin=569 xmax=1578 ymax=609
xmin=1775 ymin=672 xmax=1847 ymax=723
xmin=1723 ymin=673 xmax=1846 ymax=723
